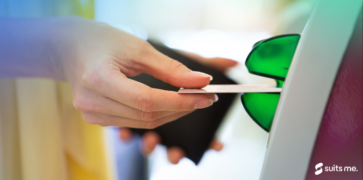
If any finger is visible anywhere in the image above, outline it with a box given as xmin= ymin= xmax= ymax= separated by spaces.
xmin=177 ymin=51 xmax=238 ymax=72
xmin=74 ymin=90 xmax=177 ymax=121
xmin=84 ymin=66 xmax=216 ymax=111
xmin=209 ymin=139 xmax=224 ymax=151
xmin=206 ymin=93 xmax=219 ymax=102
xmin=120 ymin=80 xmax=215 ymax=112
xmin=135 ymin=46 xmax=212 ymax=88
xmin=81 ymin=111 xmax=192 ymax=129
xmin=119 ymin=128 xmax=133 ymax=141
xmin=205 ymin=58 xmax=238 ymax=72
xmin=167 ymin=147 xmax=185 ymax=164
xmin=141 ymin=131 xmax=161 ymax=155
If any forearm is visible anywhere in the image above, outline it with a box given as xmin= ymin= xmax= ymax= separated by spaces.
xmin=0 ymin=17 xmax=62 ymax=79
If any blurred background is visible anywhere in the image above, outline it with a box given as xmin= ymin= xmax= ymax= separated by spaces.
xmin=95 ymin=0 xmax=314 ymax=180
xmin=0 ymin=0 xmax=315 ymax=180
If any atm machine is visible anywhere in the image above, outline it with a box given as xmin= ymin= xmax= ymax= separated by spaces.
xmin=97 ymin=0 xmax=361 ymax=179
xmin=259 ymin=0 xmax=362 ymax=180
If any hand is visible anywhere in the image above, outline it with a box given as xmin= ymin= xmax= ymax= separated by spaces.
xmin=50 ymin=17 xmax=218 ymax=128
xmin=119 ymin=50 xmax=237 ymax=164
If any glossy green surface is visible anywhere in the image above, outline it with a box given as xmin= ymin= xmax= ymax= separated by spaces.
xmin=276 ymin=80 xmax=284 ymax=88
xmin=241 ymin=93 xmax=280 ymax=131
xmin=246 ymin=35 xmax=300 ymax=81
xmin=242 ymin=34 xmax=300 ymax=132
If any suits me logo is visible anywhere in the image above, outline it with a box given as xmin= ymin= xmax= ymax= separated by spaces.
xmin=315 ymin=162 xmax=359 ymax=175
xmin=315 ymin=163 xmax=323 ymax=175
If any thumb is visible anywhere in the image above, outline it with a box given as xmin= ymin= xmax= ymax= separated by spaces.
xmin=137 ymin=46 xmax=212 ymax=88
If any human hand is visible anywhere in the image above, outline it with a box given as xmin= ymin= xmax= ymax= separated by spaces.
xmin=118 ymin=51 xmax=237 ymax=164
xmin=51 ymin=16 xmax=218 ymax=128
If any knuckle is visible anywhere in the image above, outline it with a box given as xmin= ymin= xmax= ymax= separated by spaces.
xmin=135 ymin=40 xmax=152 ymax=60
xmin=81 ymin=68 xmax=102 ymax=89
xmin=73 ymin=95 xmax=87 ymax=111
xmin=72 ymin=94 xmax=97 ymax=112
xmin=136 ymin=88 xmax=154 ymax=112
xmin=136 ymin=96 xmax=153 ymax=112
xmin=165 ymin=60 xmax=184 ymax=84
xmin=82 ymin=113 xmax=104 ymax=125
xmin=176 ymin=100 xmax=184 ymax=111
xmin=169 ymin=59 xmax=184 ymax=72
xmin=140 ymin=111 xmax=159 ymax=121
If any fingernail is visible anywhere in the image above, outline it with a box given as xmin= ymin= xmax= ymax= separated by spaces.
xmin=194 ymin=99 xmax=213 ymax=109
xmin=214 ymin=94 xmax=219 ymax=102
xmin=191 ymin=71 xmax=213 ymax=81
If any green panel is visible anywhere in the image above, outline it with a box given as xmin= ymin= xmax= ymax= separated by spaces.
xmin=242 ymin=34 xmax=300 ymax=132
xmin=246 ymin=34 xmax=300 ymax=80
xmin=276 ymin=80 xmax=284 ymax=88
xmin=241 ymin=93 xmax=280 ymax=132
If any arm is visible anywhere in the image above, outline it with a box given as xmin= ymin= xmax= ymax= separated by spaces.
xmin=0 ymin=16 xmax=217 ymax=128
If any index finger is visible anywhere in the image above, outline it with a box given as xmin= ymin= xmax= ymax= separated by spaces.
xmin=87 ymin=65 xmax=216 ymax=112
xmin=114 ymin=78 xmax=215 ymax=112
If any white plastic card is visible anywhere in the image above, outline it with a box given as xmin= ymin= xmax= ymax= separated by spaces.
xmin=178 ymin=85 xmax=281 ymax=93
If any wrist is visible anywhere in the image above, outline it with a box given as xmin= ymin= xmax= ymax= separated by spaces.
xmin=49 ymin=16 xmax=99 ymax=82
xmin=48 ymin=16 xmax=84 ymax=81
